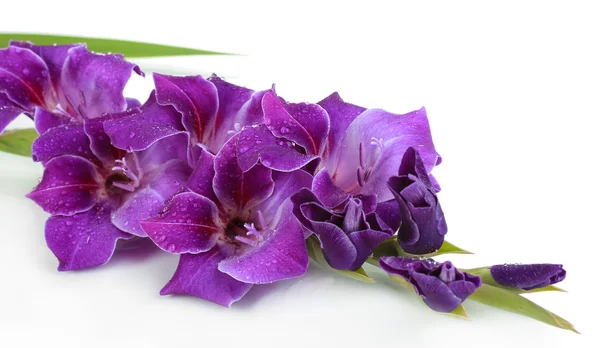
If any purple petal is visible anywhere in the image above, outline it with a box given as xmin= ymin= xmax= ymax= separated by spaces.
xmin=60 ymin=46 xmax=142 ymax=120
xmin=311 ymin=168 xmax=350 ymax=208
xmin=83 ymin=114 xmax=125 ymax=163
xmin=34 ymin=107 xmax=69 ymax=135
xmin=10 ymin=41 xmax=80 ymax=86
xmin=187 ymin=146 xmax=217 ymax=202
xmin=347 ymin=229 xmax=392 ymax=270
xmin=0 ymin=45 xmax=52 ymax=111
xmin=0 ymin=92 xmax=23 ymax=132
xmin=374 ymin=199 xmax=401 ymax=232
xmin=257 ymin=169 xmax=313 ymax=220
xmin=236 ymin=124 xmax=317 ymax=172
xmin=262 ymin=91 xmax=329 ymax=156
xmin=308 ymin=219 xmax=357 ymax=270
xmin=206 ymin=75 xmax=256 ymax=152
xmin=136 ymin=132 xmax=190 ymax=173
xmin=45 ymin=203 xmax=133 ymax=271
xmin=213 ymin=134 xmax=274 ymax=214
xmin=447 ymin=280 xmax=480 ymax=302
xmin=26 ymin=155 xmax=100 ymax=216
xmin=218 ymin=202 xmax=309 ymax=284
xmin=104 ymin=94 xmax=185 ymax=152
xmin=317 ymin=92 xmax=366 ymax=171
xmin=153 ymin=73 xmax=218 ymax=146
xmin=141 ymin=192 xmax=220 ymax=254
xmin=111 ymin=160 xmax=191 ymax=237
xmin=160 ymin=249 xmax=253 ymax=307
xmin=411 ymin=272 xmax=462 ymax=312
xmin=330 ymin=107 xmax=440 ymax=200
xmin=490 ymin=264 xmax=566 ymax=290
xmin=31 ymin=123 xmax=94 ymax=163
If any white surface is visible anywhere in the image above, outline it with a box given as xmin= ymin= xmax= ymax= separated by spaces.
xmin=1 ymin=1 xmax=598 ymax=347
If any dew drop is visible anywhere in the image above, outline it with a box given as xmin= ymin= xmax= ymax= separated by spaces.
xmin=129 ymin=132 xmax=136 ymax=139
xmin=280 ymin=126 xmax=289 ymax=134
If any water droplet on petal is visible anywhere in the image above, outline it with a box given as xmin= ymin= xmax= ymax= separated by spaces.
xmin=280 ymin=126 xmax=289 ymax=134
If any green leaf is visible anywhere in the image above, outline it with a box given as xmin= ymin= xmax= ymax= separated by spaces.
xmin=463 ymin=267 xmax=566 ymax=294
xmin=448 ymin=304 xmax=469 ymax=319
xmin=306 ymin=236 xmax=375 ymax=283
xmin=434 ymin=240 xmax=473 ymax=256
xmin=0 ymin=128 xmax=37 ymax=157
xmin=374 ymin=238 xmax=472 ymax=259
xmin=1 ymin=33 xmax=235 ymax=58
xmin=468 ymin=284 xmax=578 ymax=333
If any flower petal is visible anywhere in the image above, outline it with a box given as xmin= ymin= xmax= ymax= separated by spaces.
xmin=490 ymin=264 xmax=566 ymax=290
xmin=60 ymin=46 xmax=143 ymax=119
xmin=317 ymin=92 xmax=366 ymax=171
xmin=257 ymin=169 xmax=313 ymax=221
xmin=213 ymin=134 xmax=274 ymax=214
xmin=34 ymin=107 xmax=69 ymax=135
xmin=308 ymin=219 xmax=357 ymax=270
xmin=236 ymin=124 xmax=317 ymax=172
xmin=141 ymin=192 xmax=220 ymax=254
xmin=0 ymin=92 xmax=23 ymax=132
xmin=262 ymin=91 xmax=329 ymax=156
xmin=218 ymin=201 xmax=309 ymax=284
xmin=136 ymin=132 xmax=190 ymax=173
xmin=111 ymin=159 xmax=191 ymax=237
xmin=311 ymin=168 xmax=350 ymax=208
xmin=153 ymin=73 xmax=217 ymax=146
xmin=103 ymin=93 xmax=185 ymax=152
xmin=10 ymin=41 xmax=80 ymax=86
xmin=26 ymin=155 xmax=100 ymax=216
xmin=161 ymin=249 xmax=253 ymax=307
xmin=0 ymin=45 xmax=51 ymax=111
xmin=411 ymin=272 xmax=462 ymax=312
xmin=347 ymin=229 xmax=392 ymax=270
xmin=187 ymin=146 xmax=217 ymax=202
xmin=45 ymin=203 xmax=133 ymax=271
xmin=31 ymin=123 xmax=94 ymax=163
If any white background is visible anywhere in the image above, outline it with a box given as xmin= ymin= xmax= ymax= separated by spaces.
xmin=1 ymin=1 xmax=598 ymax=347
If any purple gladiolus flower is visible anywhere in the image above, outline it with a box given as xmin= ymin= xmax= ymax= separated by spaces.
xmin=0 ymin=42 xmax=142 ymax=134
xmin=291 ymin=93 xmax=441 ymax=270
xmin=387 ymin=147 xmax=447 ymax=254
xmin=490 ymin=264 xmax=566 ymax=290
xmin=26 ymin=97 xmax=191 ymax=271
xmin=380 ymin=256 xmax=481 ymax=312
xmin=140 ymin=133 xmax=311 ymax=307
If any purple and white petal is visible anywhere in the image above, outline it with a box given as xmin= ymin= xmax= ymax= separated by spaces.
xmin=160 ymin=249 xmax=253 ymax=307
xmin=45 ymin=203 xmax=133 ymax=271
xmin=311 ymin=169 xmax=350 ymax=209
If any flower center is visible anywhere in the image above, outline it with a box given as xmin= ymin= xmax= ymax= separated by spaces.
xmin=107 ymin=156 xmax=141 ymax=192
xmin=356 ymin=137 xmax=384 ymax=187
xmin=224 ymin=211 xmax=270 ymax=247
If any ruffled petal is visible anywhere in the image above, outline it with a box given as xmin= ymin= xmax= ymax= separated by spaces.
xmin=213 ymin=134 xmax=274 ymax=214
xmin=10 ymin=41 xmax=80 ymax=86
xmin=0 ymin=45 xmax=52 ymax=111
xmin=309 ymin=219 xmax=357 ymax=270
xmin=34 ymin=107 xmax=69 ymax=134
xmin=257 ymin=169 xmax=313 ymax=221
xmin=236 ymin=124 xmax=317 ymax=172
xmin=60 ymin=46 xmax=143 ymax=119
xmin=218 ymin=201 xmax=309 ymax=284
xmin=26 ymin=155 xmax=100 ymax=216
xmin=31 ymin=123 xmax=94 ymax=163
xmin=262 ymin=91 xmax=329 ymax=156
xmin=153 ymin=73 xmax=217 ymax=146
xmin=347 ymin=229 xmax=392 ymax=270
xmin=160 ymin=249 xmax=253 ymax=307
xmin=45 ymin=203 xmax=132 ymax=271
xmin=411 ymin=272 xmax=462 ymax=312
xmin=136 ymin=132 xmax=190 ymax=173
xmin=111 ymin=159 xmax=191 ymax=237
xmin=103 ymin=94 xmax=185 ymax=152
xmin=141 ymin=192 xmax=220 ymax=254
xmin=311 ymin=168 xmax=350 ymax=209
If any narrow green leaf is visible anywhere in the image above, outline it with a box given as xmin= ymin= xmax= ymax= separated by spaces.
xmin=1 ymin=33 xmax=235 ymax=58
xmin=468 ymin=284 xmax=578 ymax=333
xmin=463 ymin=267 xmax=567 ymax=294
xmin=0 ymin=128 xmax=37 ymax=157
xmin=448 ymin=304 xmax=470 ymax=319
xmin=306 ymin=236 xmax=375 ymax=283
xmin=435 ymin=240 xmax=473 ymax=255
